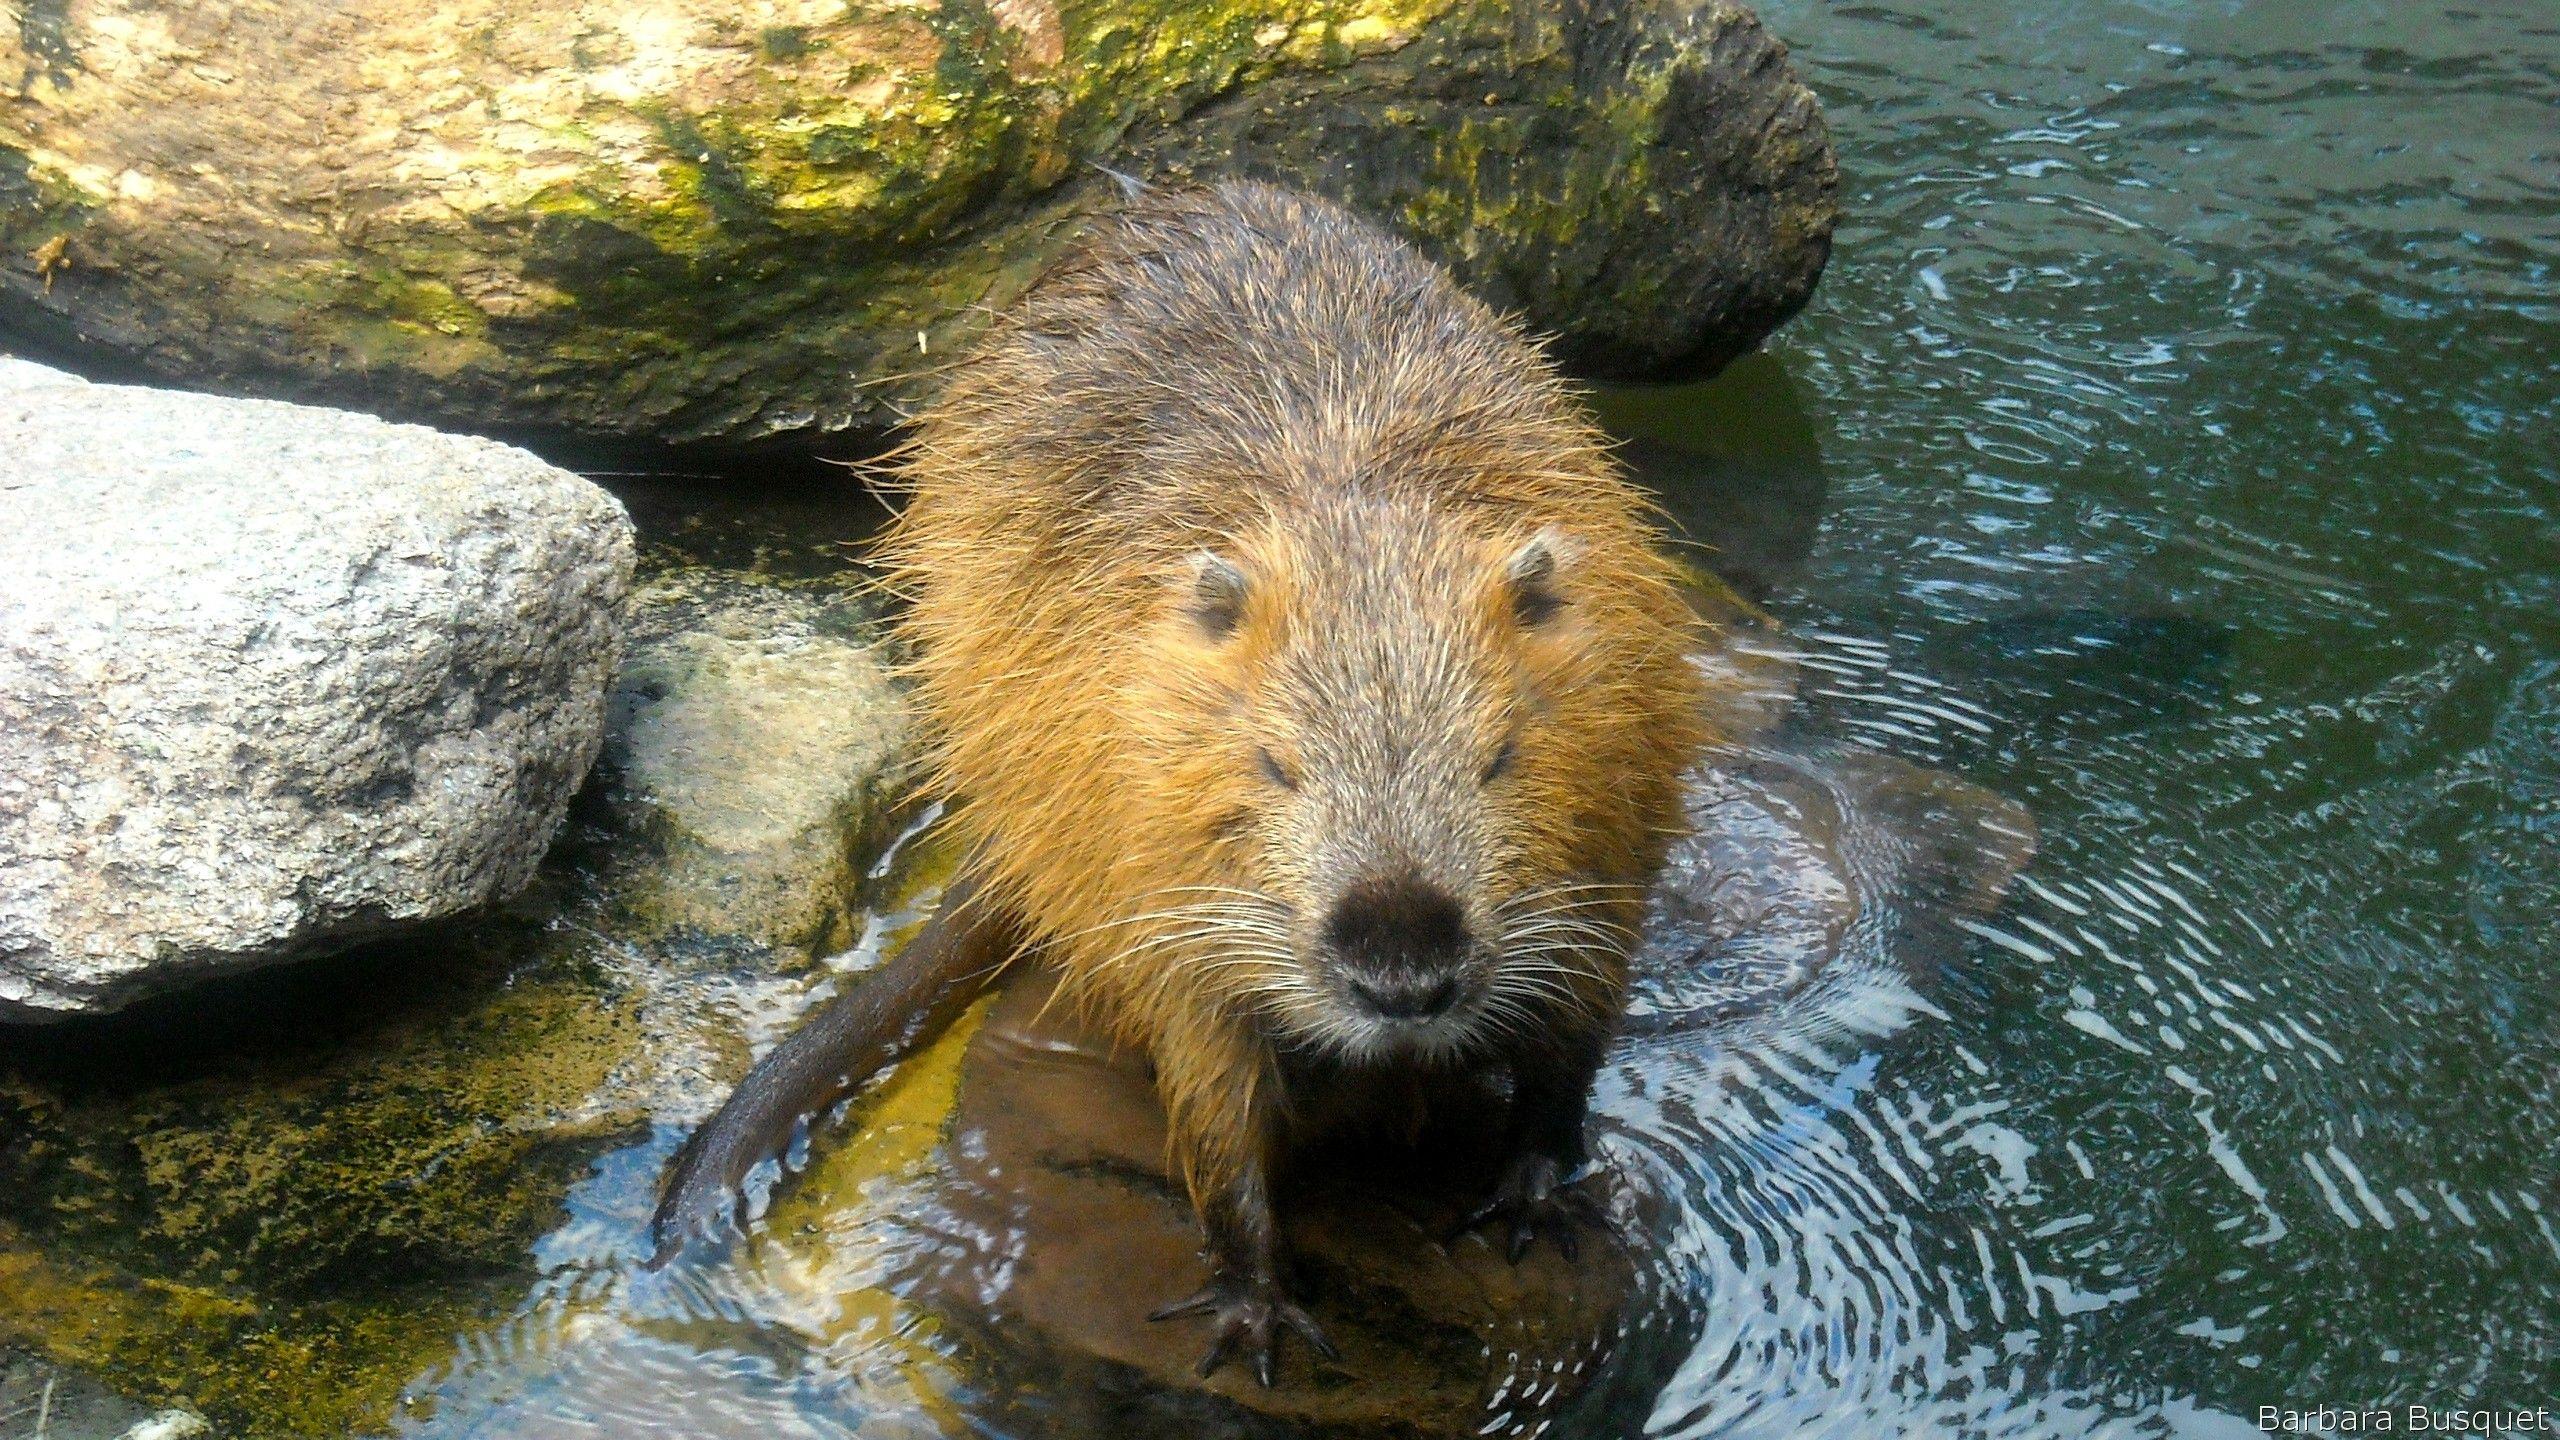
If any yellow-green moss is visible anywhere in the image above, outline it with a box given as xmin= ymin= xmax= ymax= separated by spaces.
xmin=0 ymin=143 xmax=94 ymax=253
xmin=433 ymin=0 xmax=1484 ymax=400
xmin=0 ymin=913 xmax=655 ymax=1433
xmin=0 ymin=1226 xmax=500 ymax=1437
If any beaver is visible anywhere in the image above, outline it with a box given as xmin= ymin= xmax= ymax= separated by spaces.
xmin=649 ymin=180 xmax=1713 ymax=1385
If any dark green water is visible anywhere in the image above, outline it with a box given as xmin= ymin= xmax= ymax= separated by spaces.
xmin=1588 ymin=0 xmax=2557 ymax=1427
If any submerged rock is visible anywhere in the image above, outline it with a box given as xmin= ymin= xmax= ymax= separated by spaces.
xmin=0 ymin=360 xmax=635 ymax=1020
xmin=582 ymin=563 xmax=927 ymax=1126
xmin=894 ymin=968 xmax=1663 ymax=1439
xmin=0 ymin=0 xmax=1834 ymax=446
xmin=1629 ymin=741 xmax=2037 ymax=1036
xmin=601 ymin=568 xmax=913 ymax=957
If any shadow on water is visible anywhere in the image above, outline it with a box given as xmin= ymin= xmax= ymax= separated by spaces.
xmin=1592 ymin=351 xmax=1834 ymax=606
xmin=1604 ymin=355 xmax=2239 ymax=750
xmin=1936 ymin=608 xmax=2234 ymax=734
xmin=0 ymin=918 xmax=530 ymax=1091
xmin=542 ymin=438 xmax=891 ymax=581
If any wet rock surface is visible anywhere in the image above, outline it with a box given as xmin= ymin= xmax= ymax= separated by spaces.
xmin=0 ymin=360 xmax=634 ymax=1020
xmin=897 ymin=970 xmax=1667 ymax=1440
xmin=602 ymin=567 xmax=912 ymax=958
xmin=0 ymin=0 xmax=1833 ymax=445
xmin=1630 ymin=743 xmax=2036 ymax=1033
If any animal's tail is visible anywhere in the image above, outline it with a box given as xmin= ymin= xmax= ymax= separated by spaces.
xmin=647 ymin=862 xmax=1015 ymax=1267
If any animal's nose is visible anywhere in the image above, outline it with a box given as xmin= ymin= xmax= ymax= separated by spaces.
xmin=1325 ymin=872 xmax=1471 ymax=1019
xmin=1347 ymin=972 xmax=1462 ymax=1019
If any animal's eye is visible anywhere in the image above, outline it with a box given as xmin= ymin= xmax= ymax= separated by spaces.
xmin=1256 ymin=746 xmax=1299 ymax=791
xmin=1481 ymin=737 xmax=1517 ymax=785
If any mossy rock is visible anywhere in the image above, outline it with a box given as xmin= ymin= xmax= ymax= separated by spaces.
xmin=0 ymin=0 xmax=1833 ymax=446
xmin=0 ymin=909 xmax=647 ymax=1438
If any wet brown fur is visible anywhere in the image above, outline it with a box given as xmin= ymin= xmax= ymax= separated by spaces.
xmin=871 ymin=182 xmax=1711 ymax=1325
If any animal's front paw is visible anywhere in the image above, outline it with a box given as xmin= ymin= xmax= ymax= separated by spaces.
xmin=1446 ymin=1151 xmax=1606 ymax=1264
xmin=1147 ymin=1270 xmax=1338 ymax=1386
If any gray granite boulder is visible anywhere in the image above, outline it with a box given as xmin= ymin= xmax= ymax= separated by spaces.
xmin=0 ymin=359 xmax=634 ymax=1019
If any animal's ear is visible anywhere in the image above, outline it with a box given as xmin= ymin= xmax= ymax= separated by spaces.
xmin=1187 ymin=551 xmax=1250 ymax=638
xmin=1504 ymin=528 xmax=1569 ymax=627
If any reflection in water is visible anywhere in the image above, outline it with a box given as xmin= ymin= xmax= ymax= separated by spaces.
xmin=1592 ymin=352 xmax=1833 ymax=606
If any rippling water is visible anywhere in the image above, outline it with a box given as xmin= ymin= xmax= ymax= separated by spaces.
xmin=1599 ymin=0 xmax=2557 ymax=1428
xmin=390 ymin=2 xmax=2556 ymax=1434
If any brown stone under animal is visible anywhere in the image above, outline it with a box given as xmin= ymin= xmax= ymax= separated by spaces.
xmin=651 ymin=180 xmax=1714 ymax=1384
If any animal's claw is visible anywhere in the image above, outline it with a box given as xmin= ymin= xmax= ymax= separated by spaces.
xmin=1446 ymin=1152 xmax=1604 ymax=1264
xmin=1148 ymin=1272 xmax=1334 ymax=1385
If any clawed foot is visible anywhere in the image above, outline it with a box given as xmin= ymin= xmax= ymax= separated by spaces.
xmin=1445 ymin=1152 xmax=1605 ymax=1263
xmin=1147 ymin=1271 xmax=1338 ymax=1386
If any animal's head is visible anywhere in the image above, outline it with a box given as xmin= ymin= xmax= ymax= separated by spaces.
xmin=1122 ymin=493 xmax=1707 ymax=1064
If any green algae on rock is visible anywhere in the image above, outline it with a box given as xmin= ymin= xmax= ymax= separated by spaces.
xmin=0 ymin=0 xmax=1833 ymax=446
xmin=0 ymin=912 xmax=651 ymax=1438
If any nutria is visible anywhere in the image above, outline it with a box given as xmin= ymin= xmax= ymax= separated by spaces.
xmin=650 ymin=180 xmax=1714 ymax=1384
